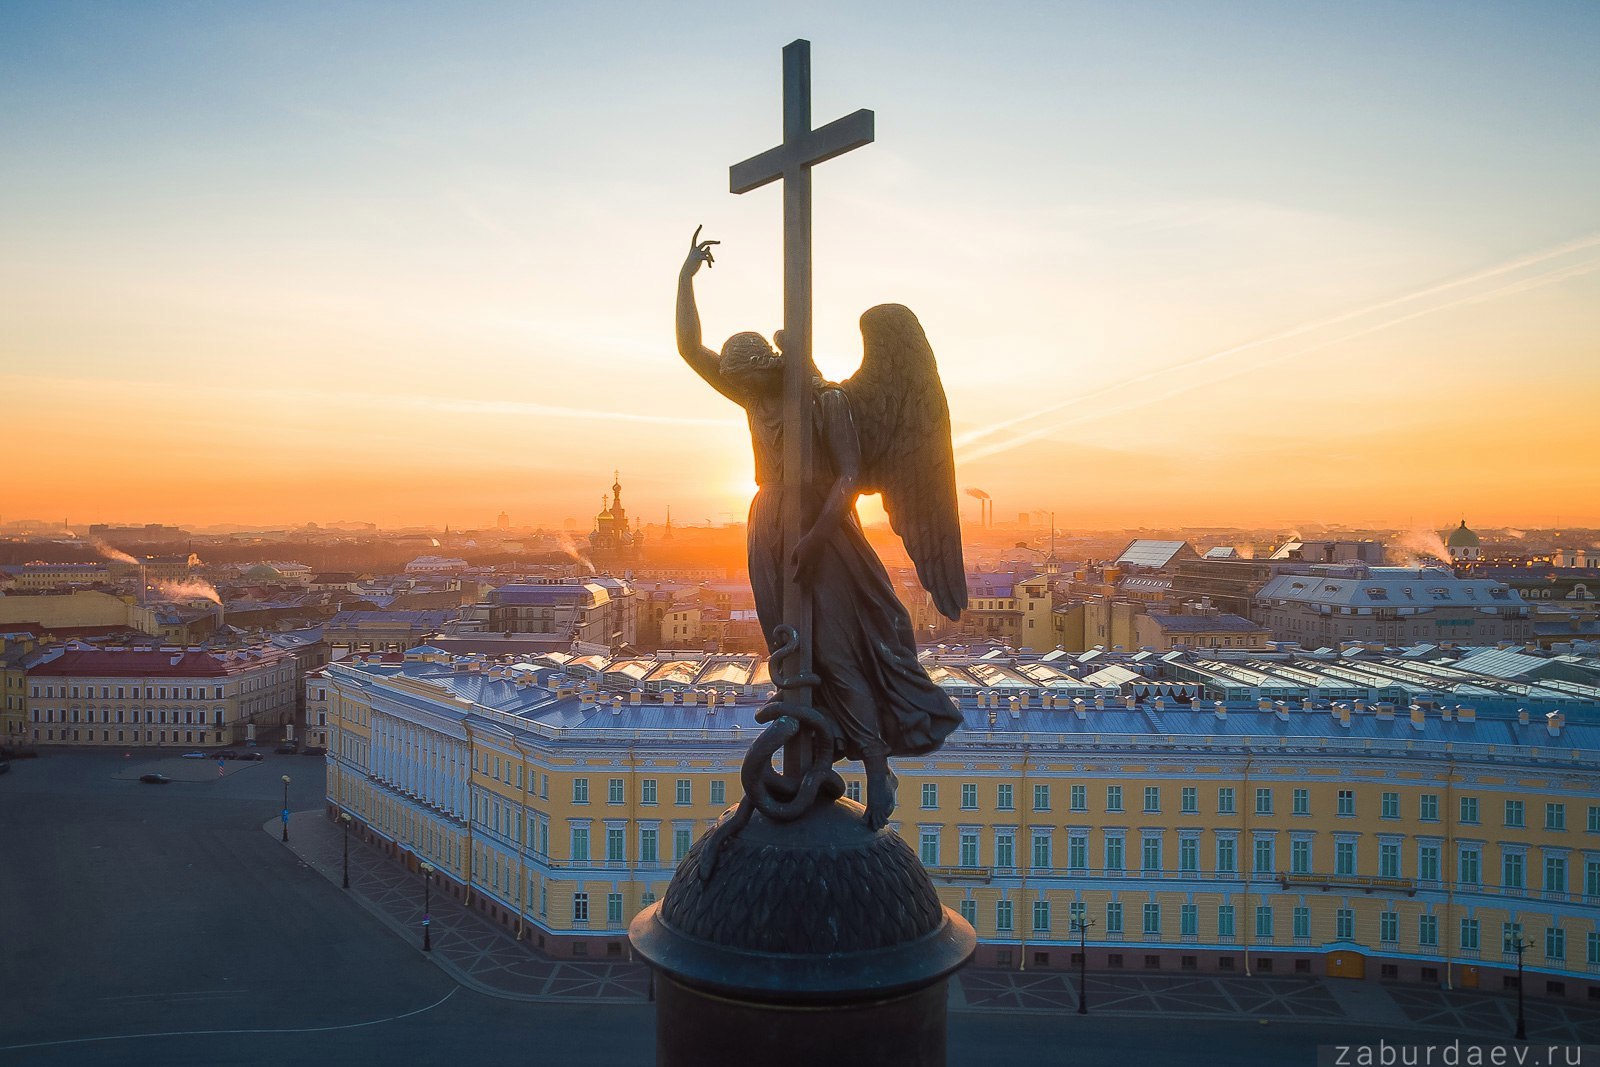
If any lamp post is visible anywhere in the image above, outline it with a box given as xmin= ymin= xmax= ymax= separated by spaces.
xmin=420 ymin=861 xmax=435 ymax=952
xmin=340 ymin=812 xmax=353 ymax=889
xmin=280 ymin=775 xmax=291 ymax=843
xmin=1071 ymin=917 xmax=1096 ymax=1015
xmin=1513 ymin=937 xmax=1530 ymax=1040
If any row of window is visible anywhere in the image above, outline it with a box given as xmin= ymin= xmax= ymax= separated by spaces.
xmin=568 ymin=777 xmax=728 ymax=808
xmin=33 ymin=707 xmax=226 ymax=725
xmin=909 ymin=783 xmax=1596 ymax=830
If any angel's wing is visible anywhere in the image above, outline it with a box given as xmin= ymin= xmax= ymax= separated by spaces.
xmin=842 ymin=304 xmax=967 ymax=621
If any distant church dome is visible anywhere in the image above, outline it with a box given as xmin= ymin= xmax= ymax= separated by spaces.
xmin=1447 ymin=520 xmax=1480 ymax=549
xmin=242 ymin=563 xmax=283 ymax=581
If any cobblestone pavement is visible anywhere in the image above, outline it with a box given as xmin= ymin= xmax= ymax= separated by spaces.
xmin=269 ymin=810 xmax=650 ymax=1003
xmin=269 ymin=809 xmax=1600 ymax=1042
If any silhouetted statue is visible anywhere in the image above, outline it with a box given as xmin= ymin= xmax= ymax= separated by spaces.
xmin=676 ymin=229 xmax=967 ymax=832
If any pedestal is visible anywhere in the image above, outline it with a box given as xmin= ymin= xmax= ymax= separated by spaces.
xmin=629 ymin=798 xmax=975 ymax=1067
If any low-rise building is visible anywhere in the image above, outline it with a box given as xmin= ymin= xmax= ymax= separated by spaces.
xmin=1257 ymin=565 xmax=1531 ymax=648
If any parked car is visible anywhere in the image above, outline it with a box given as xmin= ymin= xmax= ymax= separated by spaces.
xmin=139 ymin=773 xmax=172 ymax=784
xmin=300 ymin=746 xmax=326 ymax=757
xmin=237 ymin=751 xmax=265 ymax=762
xmin=274 ymin=743 xmax=298 ymax=755
xmin=180 ymin=751 xmax=208 ymax=759
xmin=216 ymin=749 xmax=241 ymax=760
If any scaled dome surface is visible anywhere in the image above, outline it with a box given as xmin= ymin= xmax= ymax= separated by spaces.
xmin=1447 ymin=521 xmax=1480 ymax=548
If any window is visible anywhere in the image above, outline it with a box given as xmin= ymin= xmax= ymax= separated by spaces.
xmin=922 ymin=783 xmax=939 ymax=809
xmin=1144 ymin=902 xmax=1161 ymax=935
xmin=1419 ymin=844 xmax=1440 ymax=882
xmin=1034 ymin=899 xmax=1052 ymax=932
xmin=1181 ymin=787 xmax=1198 ymax=814
xmin=573 ymin=893 xmax=589 ymax=922
xmin=1336 ymin=841 xmax=1356 ymax=876
xmin=1070 ymin=901 xmax=1086 ymax=927
xmin=1032 ymin=832 xmax=1051 ymax=869
xmin=1179 ymin=837 xmax=1198 ymax=872
xmin=1218 ymin=788 xmax=1235 ymax=814
xmin=1291 ymin=839 xmax=1311 ymax=875
xmin=1460 ymin=919 xmax=1479 ymax=951
xmin=1254 ymin=837 xmax=1274 ymax=874
xmin=1144 ymin=786 xmax=1160 ymax=813
xmin=1547 ymin=928 xmax=1567 ymax=962
xmin=709 ymin=780 xmax=726 ymax=806
xmin=1458 ymin=847 xmax=1480 ymax=885
xmin=641 ymin=779 xmax=658 ymax=805
xmin=570 ymin=826 xmax=590 ymax=863
xmin=1180 ymin=904 xmax=1197 ymax=936
xmin=959 ymin=898 xmax=977 ymax=925
xmin=674 ymin=829 xmax=692 ymax=862
xmin=1459 ymin=796 xmax=1479 ymax=824
xmin=572 ymin=779 xmax=589 ymax=805
xmin=1105 ymin=835 xmax=1124 ymax=871
xmin=1256 ymin=905 xmax=1273 ymax=939
xmin=1255 ymin=788 xmax=1272 ymax=815
xmin=1070 ymin=784 xmax=1087 ymax=811
xmin=1546 ymin=803 xmax=1566 ymax=831
xmin=675 ymin=779 xmax=692 ymax=806
xmin=1380 ymin=841 xmax=1401 ymax=879
xmin=1033 ymin=784 xmax=1050 ymax=811
xmin=639 ymin=828 xmax=658 ymax=864
xmin=846 ymin=780 xmax=861 ymax=802
xmin=1586 ymin=859 xmax=1600 ymax=899
xmin=1294 ymin=906 xmax=1311 ymax=939
xmin=1068 ymin=833 xmax=1087 ymax=871
xmin=1216 ymin=837 xmax=1236 ymax=874
xmin=1504 ymin=800 xmax=1524 ymax=828
xmin=1588 ymin=805 xmax=1600 ymax=833
xmin=1336 ymin=908 xmax=1354 ymax=941
xmin=608 ymin=778 xmax=624 ymax=805
xmin=996 ymin=783 xmax=1013 ymax=811
xmin=1142 ymin=836 xmax=1161 ymax=872
xmin=960 ymin=783 xmax=977 ymax=810
xmin=1502 ymin=852 xmax=1525 ymax=890
xmin=1544 ymin=855 xmax=1567 ymax=894
xmin=1419 ymin=793 xmax=1439 ymax=822
xmin=994 ymin=832 xmax=1014 ymax=869
xmin=1336 ymin=790 xmax=1355 ymax=817
xmin=1419 ymin=914 xmax=1438 ymax=946
xmin=920 ymin=830 xmax=940 ymax=866
xmin=607 ymin=892 xmax=623 ymax=925
xmin=606 ymin=827 xmax=625 ymax=862
xmin=1589 ymin=931 xmax=1600 ymax=967
xmin=1380 ymin=792 xmax=1399 ymax=820
xmin=1379 ymin=911 xmax=1398 ymax=944
xmin=1217 ymin=905 xmax=1234 ymax=938
xmin=996 ymin=899 xmax=1014 ymax=932
xmin=1502 ymin=922 xmax=1523 ymax=954
xmin=959 ymin=830 xmax=979 ymax=867
xmin=1106 ymin=902 xmax=1123 ymax=934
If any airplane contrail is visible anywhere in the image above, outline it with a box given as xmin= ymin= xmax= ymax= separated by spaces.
xmin=953 ymin=230 xmax=1600 ymax=452
xmin=956 ymin=252 xmax=1600 ymax=465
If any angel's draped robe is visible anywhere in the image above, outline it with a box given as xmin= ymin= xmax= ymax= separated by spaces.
xmin=743 ymin=383 xmax=963 ymax=761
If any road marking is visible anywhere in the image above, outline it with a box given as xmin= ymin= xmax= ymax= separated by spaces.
xmin=0 ymin=987 xmax=459 ymax=1052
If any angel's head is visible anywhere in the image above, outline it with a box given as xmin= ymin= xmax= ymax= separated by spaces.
xmin=719 ymin=332 xmax=783 ymax=392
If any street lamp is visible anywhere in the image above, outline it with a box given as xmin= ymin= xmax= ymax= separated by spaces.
xmin=340 ymin=812 xmax=353 ymax=889
xmin=280 ymin=775 xmax=291 ymax=843
xmin=419 ymin=861 xmax=436 ymax=952
xmin=1071 ymin=917 xmax=1096 ymax=1015
xmin=1513 ymin=937 xmax=1531 ymax=1040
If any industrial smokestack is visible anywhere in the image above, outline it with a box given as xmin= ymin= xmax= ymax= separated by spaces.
xmin=964 ymin=487 xmax=991 ymax=528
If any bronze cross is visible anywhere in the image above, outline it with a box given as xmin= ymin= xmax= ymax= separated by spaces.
xmin=729 ymin=39 xmax=873 ymax=729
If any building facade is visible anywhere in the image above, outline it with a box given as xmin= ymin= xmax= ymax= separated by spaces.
xmin=1257 ymin=565 xmax=1531 ymax=648
xmin=26 ymin=646 xmax=298 ymax=748
xmin=320 ymin=646 xmax=1600 ymax=1000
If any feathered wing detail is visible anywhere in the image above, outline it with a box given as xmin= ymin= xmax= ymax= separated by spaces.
xmin=842 ymin=304 xmax=968 ymax=620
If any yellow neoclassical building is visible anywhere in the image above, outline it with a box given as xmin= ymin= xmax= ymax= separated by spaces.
xmin=321 ymin=646 xmax=1600 ymax=1000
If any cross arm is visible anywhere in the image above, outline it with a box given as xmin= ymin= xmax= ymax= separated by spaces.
xmin=729 ymin=109 xmax=876 ymax=195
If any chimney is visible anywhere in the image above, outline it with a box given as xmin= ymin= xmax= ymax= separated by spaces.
xmin=1257 ymin=698 xmax=1272 ymax=712
xmin=1275 ymin=703 xmax=1290 ymax=723
xmin=1336 ymin=705 xmax=1352 ymax=728
xmin=630 ymin=688 xmax=643 ymax=705
xmin=1457 ymin=706 xmax=1475 ymax=723
xmin=1009 ymin=696 xmax=1021 ymax=718
xmin=705 ymin=689 xmax=718 ymax=710
xmin=1041 ymin=692 xmax=1055 ymax=708
xmin=682 ymin=689 xmax=699 ymax=706
xmin=1124 ymin=694 xmax=1136 ymax=709
xmin=1546 ymin=711 xmax=1565 ymax=737
xmin=1517 ymin=708 xmax=1529 ymax=725
xmin=986 ymin=708 xmax=998 ymax=728
xmin=1374 ymin=702 xmax=1394 ymax=721
xmin=1440 ymin=705 xmax=1454 ymax=722
xmin=1153 ymin=696 xmax=1165 ymax=711
xmin=1073 ymin=699 xmax=1087 ymax=721
xmin=1095 ymin=694 xmax=1106 ymax=709
xmin=1409 ymin=705 xmax=1425 ymax=731
xmin=1354 ymin=699 xmax=1367 ymax=713
xmin=1214 ymin=701 xmax=1227 ymax=720
xmin=1301 ymin=697 xmax=1314 ymax=711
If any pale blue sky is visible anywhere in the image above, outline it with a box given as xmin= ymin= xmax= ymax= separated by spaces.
xmin=3 ymin=1 xmax=1597 ymax=527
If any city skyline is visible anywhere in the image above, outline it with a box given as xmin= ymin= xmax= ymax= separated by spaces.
xmin=3 ymin=2 xmax=1597 ymax=528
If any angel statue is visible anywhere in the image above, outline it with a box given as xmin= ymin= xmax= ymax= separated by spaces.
xmin=675 ymin=227 xmax=968 ymax=834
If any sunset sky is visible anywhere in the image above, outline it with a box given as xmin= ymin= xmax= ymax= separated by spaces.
xmin=3 ymin=1 xmax=1597 ymax=531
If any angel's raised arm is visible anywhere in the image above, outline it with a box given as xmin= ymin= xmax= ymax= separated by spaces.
xmin=676 ymin=228 xmax=743 ymax=404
